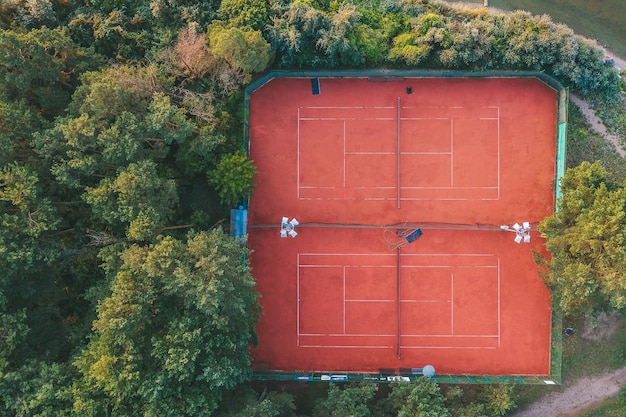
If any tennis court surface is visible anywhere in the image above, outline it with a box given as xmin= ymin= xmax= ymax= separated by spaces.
xmin=247 ymin=73 xmax=561 ymax=378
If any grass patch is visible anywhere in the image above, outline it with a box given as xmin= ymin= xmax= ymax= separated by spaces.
xmin=561 ymin=314 xmax=626 ymax=381
xmin=443 ymin=0 xmax=626 ymax=58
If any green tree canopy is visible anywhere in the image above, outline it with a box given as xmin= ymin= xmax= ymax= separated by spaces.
xmin=387 ymin=379 xmax=451 ymax=417
xmin=74 ymin=229 xmax=261 ymax=416
xmin=313 ymin=382 xmax=377 ymax=417
xmin=208 ymin=150 xmax=257 ymax=207
xmin=83 ymin=160 xmax=179 ymax=241
xmin=0 ymin=27 xmax=97 ymax=115
xmin=208 ymin=22 xmax=273 ymax=79
xmin=538 ymin=161 xmax=626 ymax=316
xmin=215 ymin=385 xmax=296 ymax=417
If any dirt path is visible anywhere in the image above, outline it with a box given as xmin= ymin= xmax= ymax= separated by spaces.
xmin=569 ymin=46 xmax=625 ymax=157
xmin=510 ymin=366 xmax=626 ymax=417
xmin=569 ymin=94 xmax=625 ymax=157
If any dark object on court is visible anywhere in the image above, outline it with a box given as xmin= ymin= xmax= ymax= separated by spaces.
xmin=311 ymin=78 xmax=320 ymax=95
xmin=405 ymin=228 xmax=423 ymax=243
xmin=565 ymin=327 xmax=574 ymax=336
xmin=406 ymin=86 xmax=413 ymax=94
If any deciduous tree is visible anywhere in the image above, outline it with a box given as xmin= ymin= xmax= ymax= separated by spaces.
xmin=75 ymin=229 xmax=261 ymax=416
xmin=538 ymin=161 xmax=626 ymax=316
xmin=83 ymin=160 xmax=178 ymax=241
xmin=207 ymin=151 xmax=257 ymax=207
xmin=313 ymin=382 xmax=377 ymax=417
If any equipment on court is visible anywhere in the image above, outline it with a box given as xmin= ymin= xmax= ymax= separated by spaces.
xmin=500 ymin=222 xmax=531 ymax=244
xmin=384 ymin=225 xmax=423 ymax=250
xmin=280 ymin=217 xmax=299 ymax=238
xmin=311 ymin=78 xmax=320 ymax=95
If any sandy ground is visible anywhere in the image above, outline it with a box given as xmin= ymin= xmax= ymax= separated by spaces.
xmin=511 ymin=367 xmax=626 ymax=417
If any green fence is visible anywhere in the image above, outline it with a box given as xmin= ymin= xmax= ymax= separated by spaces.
xmin=244 ymin=70 xmax=567 ymax=385
xmin=251 ymin=371 xmax=561 ymax=385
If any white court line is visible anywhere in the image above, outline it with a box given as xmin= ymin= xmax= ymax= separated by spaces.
xmin=401 ymin=334 xmax=499 ymax=338
xmin=343 ymin=266 xmax=346 ymax=334
xmin=297 ymin=253 xmax=300 ymax=346
xmin=401 ymin=117 xmax=450 ymax=120
xmin=450 ymin=119 xmax=454 ymax=187
xmin=300 ymin=345 xmax=394 ymax=349
xmin=297 ymin=105 xmax=501 ymax=201
xmin=300 ymin=333 xmax=395 ymax=337
xmin=298 ymin=197 xmax=500 ymax=201
xmin=451 ymin=272 xmax=454 ymax=335
xmin=299 ymin=265 xmax=347 ymax=268
xmin=302 ymin=106 xmax=395 ymax=109
xmin=498 ymin=257 xmax=501 ymax=347
xmin=399 ymin=105 xmax=463 ymax=112
xmin=346 ymin=299 xmax=395 ymax=303
xmin=401 ymin=151 xmax=453 ymax=155
xmin=300 ymin=265 xmax=495 ymax=269
xmin=343 ymin=121 xmax=346 ymax=187
xmin=497 ymin=106 xmax=501 ymax=200
xmin=297 ymin=107 xmax=300 ymax=200
xmin=299 ymin=186 xmax=395 ymax=189
xmin=400 ymin=265 xmax=497 ymax=268
xmin=402 ymin=345 xmax=498 ymax=349
xmin=299 ymin=117 xmax=394 ymax=121
xmin=397 ymin=96 xmax=401 ymax=210
xmin=400 ymin=186 xmax=498 ymax=189
xmin=299 ymin=185 xmax=496 ymax=189
xmin=346 ymin=151 xmax=397 ymax=155
xmin=297 ymin=254 xmax=501 ymax=349
xmin=301 ymin=253 xmax=495 ymax=257
xmin=300 ymin=265 xmax=396 ymax=268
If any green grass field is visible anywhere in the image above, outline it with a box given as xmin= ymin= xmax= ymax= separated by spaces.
xmin=444 ymin=0 xmax=626 ymax=59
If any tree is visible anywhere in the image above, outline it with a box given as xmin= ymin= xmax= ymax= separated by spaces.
xmin=0 ymin=360 xmax=74 ymax=416
xmin=0 ymin=27 xmax=97 ymax=116
xmin=35 ymin=66 xmax=194 ymax=189
xmin=83 ymin=160 xmax=179 ymax=241
xmin=217 ymin=0 xmax=272 ymax=31
xmin=74 ymin=229 xmax=261 ymax=416
xmin=0 ymin=97 xmax=47 ymax=166
xmin=215 ymin=385 xmax=296 ymax=417
xmin=537 ymin=161 xmax=626 ymax=316
xmin=313 ymin=382 xmax=377 ymax=417
xmin=386 ymin=379 xmax=451 ymax=417
xmin=315 ymin=3 xmax=364 ymax=67
xmin=388 ymin=32 xmax=431 ymax=65
xmin=208 ymin=151 xmax=257 ymax=207
xmin=208 ymin=22 xmax=273 ymax=80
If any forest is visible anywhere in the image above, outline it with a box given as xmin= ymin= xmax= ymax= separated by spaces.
xmin=0 ymin=0 xmax=625 ymax=415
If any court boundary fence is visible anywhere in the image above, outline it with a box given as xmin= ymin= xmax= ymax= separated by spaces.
xmin=244 ymin=70 xmax=566 ymax=385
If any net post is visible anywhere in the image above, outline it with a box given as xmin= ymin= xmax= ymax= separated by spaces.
xmin=397 ymin=247 xmax=401 ymax=359
xmin=397 ymin=97 xmax=401 ymax=209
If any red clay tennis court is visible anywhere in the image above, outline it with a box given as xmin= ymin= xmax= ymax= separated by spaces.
xmin=247 ymin=73 xmax=559 ymax=377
